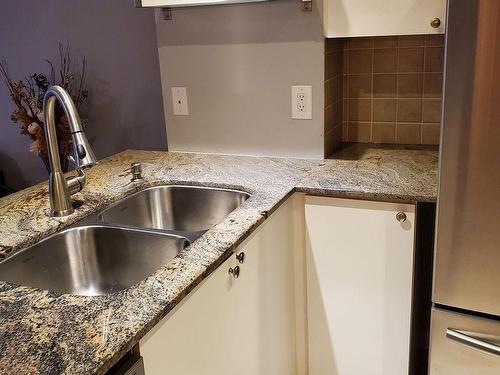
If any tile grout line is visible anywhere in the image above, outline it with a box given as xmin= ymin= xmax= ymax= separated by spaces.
xmin=345 ymin=40 xmax=349 ymax=142
xmin=345 ymin=71 xmax=443 ymax=76
xmin=343 ymin=41 xmax=346 ymax=142
xmin=370 ymin=39 xmax=374 ymax=142
xmin=395 ymin=36 xmax=401 ymax=144
xmin=345 ymin=45 xmax=440 ymax=51
xmin=421 ymin=36 xmax=427 ymax=145
xmin=339 ymin=42 xmax=345 ymax=144
xmin=342 ymin=40 xmax=346 ymax=142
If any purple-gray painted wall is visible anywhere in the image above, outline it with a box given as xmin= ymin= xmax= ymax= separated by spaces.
xmin=0 ymin=0 xmax=166 ymax=191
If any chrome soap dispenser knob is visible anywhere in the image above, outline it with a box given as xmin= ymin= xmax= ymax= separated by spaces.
xmin=120 ymin=162 xmax=144 ymax=182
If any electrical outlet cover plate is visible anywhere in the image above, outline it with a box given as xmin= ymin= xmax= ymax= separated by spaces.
xmin=171 ymin=87 xmax=189 ymax=116
xmin=292 ymin=85 xmax=312 ymax=120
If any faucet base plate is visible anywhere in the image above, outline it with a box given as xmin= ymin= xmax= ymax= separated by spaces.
xmin=50 ymin=208 xmax=75 ymax=217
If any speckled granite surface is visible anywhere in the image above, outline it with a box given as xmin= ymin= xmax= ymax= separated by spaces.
xmin=297 ymin=145 xmax=439 ymax=202
xmin=0 ymin=148 xmax=438 ymax=374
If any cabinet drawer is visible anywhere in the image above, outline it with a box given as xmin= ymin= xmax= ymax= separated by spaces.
xmin=430 ymin=308 xmax=500 ymax=374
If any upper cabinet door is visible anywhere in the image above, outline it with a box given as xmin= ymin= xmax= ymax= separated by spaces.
xmin=324 ymin=0 xmax=447 ymax=37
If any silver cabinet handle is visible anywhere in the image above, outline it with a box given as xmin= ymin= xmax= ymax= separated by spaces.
xmin=236 ymin=252 xmax=245 ymax=264
xmin=228 ymin=266 xmax=240 ymax=279
xmin=447 ymin=328 xmax=500 ymax=356
xmin=431 ymin=17 xmax=441 ymax=28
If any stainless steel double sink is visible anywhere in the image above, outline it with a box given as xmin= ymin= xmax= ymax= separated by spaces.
xmin=0 ymin=186 xmax=250 ymax=296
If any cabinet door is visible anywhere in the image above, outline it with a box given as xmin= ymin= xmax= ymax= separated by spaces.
xmin=305 ymin=196 xmax=415 ymax=375
xmin=140 ymin=198 xmax=298 ymax=375
xmin=324 ymin=0 xmax=446 ymax=37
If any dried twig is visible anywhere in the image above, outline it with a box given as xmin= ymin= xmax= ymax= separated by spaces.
xmin=0 ymin=44 xmax=88 ymax=173
xmin=76 ymin=56 xmax=86 ymax=108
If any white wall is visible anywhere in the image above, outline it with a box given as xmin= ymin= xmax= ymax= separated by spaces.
xmin=155 ymin=0 xmax=325 ymax=159
xmin=0 ymin=0 xmax=166 ymax=191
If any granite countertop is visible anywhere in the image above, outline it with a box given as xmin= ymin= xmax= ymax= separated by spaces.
xmin=0 ymin=147 xmax=438 ymax=374
xmin=298 ymin=144 xmax=439 ymax=202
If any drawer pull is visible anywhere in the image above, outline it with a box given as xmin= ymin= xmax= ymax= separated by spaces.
xmin=447 ymin=328 xmax=500 ymax=356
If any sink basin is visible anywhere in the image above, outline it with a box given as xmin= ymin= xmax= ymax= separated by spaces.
xmin=97 ymin=185 xmax=250 ymax=236
xmin=0 ymin=185 xmax=248 ymax=295
xmin=0 ymin=225 xmax=189 ymax=296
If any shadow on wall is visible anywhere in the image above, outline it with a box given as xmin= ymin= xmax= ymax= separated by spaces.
xmin=156 ymin=0 xmax=327 ymax=159
xmin=0 ymin=122 xmax=50 ymax=191
xmin=0 ymin=152 xmax=28 ymax=195
xmin=155 ymin=0 xmax=325 ymax=47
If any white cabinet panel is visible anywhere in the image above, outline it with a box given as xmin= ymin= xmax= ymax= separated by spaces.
xmin=324 ymin=0 xmax=446 ymax=37
xmin=140 ymin=197 xmax=300 ymax=375
xmin=305 ymin=196 xmax=415 ymax=375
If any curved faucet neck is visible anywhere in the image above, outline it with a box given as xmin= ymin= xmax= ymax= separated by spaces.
xmin=43 ymin=85 xmax=83 ymax=133
xmin=43 ymin=85 xmax=96 ymax=217
xmin=43 ymin=86 xmax=83 ymax=175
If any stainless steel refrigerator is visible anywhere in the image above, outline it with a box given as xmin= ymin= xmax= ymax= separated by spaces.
xmin=429 ymin=0 xmax=500 ymax=373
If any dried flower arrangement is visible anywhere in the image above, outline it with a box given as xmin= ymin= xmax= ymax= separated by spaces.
xmin=0 ymin=44 xmax=88 ymax=173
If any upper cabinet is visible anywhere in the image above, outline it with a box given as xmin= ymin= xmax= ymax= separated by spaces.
xmin=136 ymin=0 xmax=267 ymax=7
xmin=324 ymin=0 xmax=447 ymax=37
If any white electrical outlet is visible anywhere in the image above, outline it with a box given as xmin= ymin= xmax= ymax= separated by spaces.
xmin=292 ymin=85 xmax=312 ymax=120
xmin=171 ymin=87 xmax=189 ymax=116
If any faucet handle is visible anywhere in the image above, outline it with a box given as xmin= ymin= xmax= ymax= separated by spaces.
xmin=67 ymin=153 xmax=77 ymax=169
xmin=68 ymin=155 xmax=75 ymax=166
xmin=66 ymin=168 xmax=86 ymax=195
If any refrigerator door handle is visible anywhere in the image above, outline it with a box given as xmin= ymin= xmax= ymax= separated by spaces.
xmin=447 ymin=328 xmax=500 ymax=357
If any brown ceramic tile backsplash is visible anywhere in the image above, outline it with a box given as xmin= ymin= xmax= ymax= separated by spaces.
xmin=324 ymin=34 xmax=444 ymax=154
xmin=324 ymin=38 xmax=344 ymax=157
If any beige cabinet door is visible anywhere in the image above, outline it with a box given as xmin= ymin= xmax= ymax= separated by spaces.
xmin=140 ymin=197 xmax=298 ymax=375
xmin=324 ymin=0 xmax=446 ymax=37
xmin=305 ymin=196 xmax=415 ymax=375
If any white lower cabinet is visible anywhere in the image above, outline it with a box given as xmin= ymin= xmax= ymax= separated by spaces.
xmin=305 ymin=196 xmax=416 ymax=375
xmin=140 ymin=194 xmax=417 ymax=375
xmin=140 ymin=196 xmax=303 ymax=375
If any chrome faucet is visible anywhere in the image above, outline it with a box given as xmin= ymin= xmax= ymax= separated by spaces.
xmin=43 ymin=85 xmax=98 ymax=217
